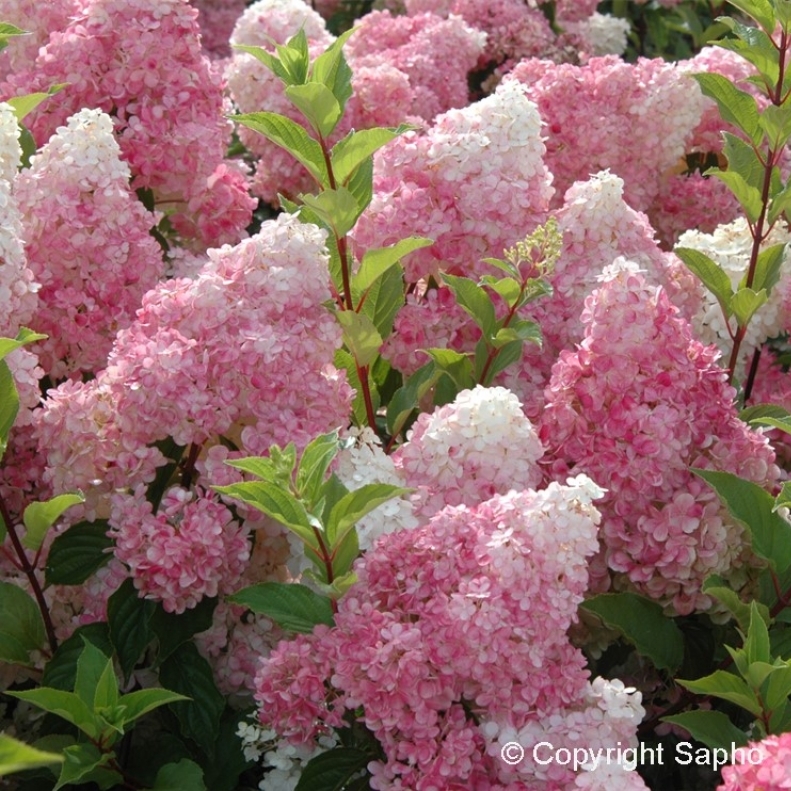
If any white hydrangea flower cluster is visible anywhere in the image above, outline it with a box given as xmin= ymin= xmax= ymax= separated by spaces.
xmin=0 ymin=101 xmax=21 ymax=181
xmin=236 ymin=717 xmax=339 ymax=791
xmin=564 ymin=12 xmax=631 ymax=56
xmin=334 ymin=426 xmax=418 ymax=550
xmin=27 ymin=108 xmax=131 ymax=189
xmin=677 ymin=217 xmax=791 ymax=372
xmin=394 ymin=385 xmax=546 ymax=518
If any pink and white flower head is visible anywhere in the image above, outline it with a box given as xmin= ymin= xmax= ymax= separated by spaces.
xmin=393 ymin=385 xmax=545 ymax=519
xmin=111 ymin=487 xmax=250 ymax=614
xmin=539 ymin=259 xmax=779 ymax=613
xmin=15 ymin=108 xmax=164 ymax=378
xmin=353 ymin=78 xmax=553 ymax=283
xmin=255 ymin=477 xmax=634 ymax=790
xmin=3 ymin=0 xmax=253 ymax=248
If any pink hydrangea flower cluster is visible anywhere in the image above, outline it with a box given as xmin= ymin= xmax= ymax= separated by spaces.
xmin=255 ymin=476 xmax=646 ymax=790
xmin=403 ymin=0 xmax=560 ymax=69
xmin=191 ymin=0 xmax=247 ymax=59
xmin=0 ymin=0 xmax=77 ymax=80
xmin=3 ymin=0 xmax=254 ymax=248
xmin=15 ymin=109 xmax=165 ymax=379
xmin=344 ymin=11 xmax=485 ymax=123
xmin=717 ymin=732 xmax=791 ymax=790
xmin=539 ymin=261 xmax=780 ymax=613
xmin=393 ymin=385 xmax=545 ymax=518
xmin=353 ymin=79 xmax=554 ymax=283
xmin=505 ymin=55 xmax=706 ymax=228
xmin=110 ymin=487 xmax=250 ymax=613
xmin=35 ymin=212 xmax=353 ymax=506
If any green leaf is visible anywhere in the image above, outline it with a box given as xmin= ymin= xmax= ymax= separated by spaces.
xmin=355 ymin=261 xmax=405 ymax=340
xmin=336 ymin=310 xmax=383 ymax=368
xmin=730 ymin=287 xmax=768 ymax=327
xmin=75 ymin=640 xmax=118 ymax=710
xmin=762 ymin=663 xmax=791 ymax=710
xmin=580 ymin=592 xmax=684 ymax=672
xmin=719 ymin=0 xmax=776 ymax=36
xmin=229 ymin=582 xmax=335 ymax=633
xmin=334 ymin=349 xmax=371 ymax=427
xmin=233 ymin=112 xmax=327 ymax=187
xmin=751 ymin=243 xmax=787 ymax=295
xmin=0 ymin=328 xmax=47 ymax=361
xmin=286 ymin=82 xmax=342 ymax=138
xmin=159 ymin=643 xmax=225 ymax=757
xmin=7 ymin=688 xmax=99 ymax=738
xmin=769 ymin=180 xmax=791 ymax=226
xmin=152 ymin=759 xmax=206 ymax=791
xmin=301 ymin=187 xmax=361 ymax=236
xmin=677 ymin=670 xmax=763 ymax=716
xmin=107 ymin=578 xmax=155 ymax=681
xmin=354 ymin=237 xmax=433 ymax=296
xmin=232 ymin=44 xmax=290 ymax=83
xmin=386 ymin=362 xmax=440 ymax=437
xmin=702 ymin=575 xmax=769 ymax=634
xmin=43 ymin=624 xmax=112 ymax=691
xmin=117 ymin=688 xmax=191 ymax=725
xmin=710 ymin=170 xmax=763 ymax=223
xmin=740 ymin=403 xmax=791 ymax=425
xmin=492 ymin=320 xmax=542 ymax=348
xmin=0 ymin=581 xmax=46 ymax=665
xmin=716 ymin=22 xmax=779 ymax=87
xmin=674 ymin=247 xmax=734 ymax=317
xmin=775 ymin=480 xmax=791 ymax=511
xmin=45 ymin=519 xmax=113 ymax=585
xmin=443 ymin=273 xmax=497 ymax=338
xmin=325 ymin=483 xmax=412 ymax=547
xmin=22 ymin=493 xmax=84 ymax=552
xmin=0 ymin=733 xmax=63 ymax=777
xmin=345 ymin=153 xmax=373 ymax=219
xmin=758 ymin=414 xmax=791 ymax=437
xmin=424 ymin=348 xmax=474 ymax=391
xmin=296 ymin=431 xmax=341 ymax=507
xmin=0 ymin=23 xmax=28 ymax=55
xmin=295 ymin=747 xmax=371 ymax=791
xmin=213 ymin=481 xmax=319 ymax=548
xmin=722 ymin=132 xmax=766 ymax=190
xmin=479 ymin=339 xmax=526 ymax=384
xmin=54 ymin=743 xmax=119 ymax=791
xmin=331 ymin=127 xmax=405 ymax=186
xmin=150 ymin=596 xmax=217 ymax=663
xmin=661 ymin=711 xmax=749 ymax=751
xmin=0 ymin=361 xmax=19 ymax=460
xmin=694 ymin=468 xmax=791 ymax=571
xmin=276 ymin=28 xmax=309 ymax=85
xmin=745 ymin=601 xmax=772 ymax=665
xmin=760 ymin=103 xmax=791 ymax=148
xmin=224 ymin=455 xmax=284 ymax=484
xmin=311 ymin=29 xmax=355 ymax=113
xmin=693 ymin=72 xmax=763 ymax=145
xmin=7 ymin=85 xmax=66 ymax=122
xmin=480 ymin=275 xmax=522 ymax=307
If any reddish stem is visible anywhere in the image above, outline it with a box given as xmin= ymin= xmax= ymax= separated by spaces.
xmin=0 ymin=492 xmax=58 ymax=655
